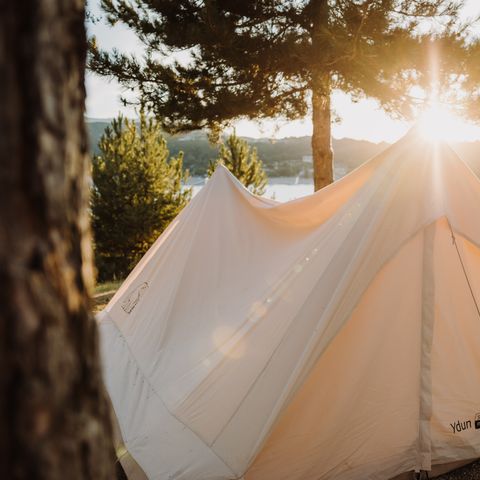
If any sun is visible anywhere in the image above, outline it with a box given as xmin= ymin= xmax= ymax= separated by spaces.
xmin=417 ymin=103 xmax=468 ymax=142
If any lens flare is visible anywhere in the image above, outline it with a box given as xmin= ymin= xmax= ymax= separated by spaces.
xmin=417 ymin=103 xmax=467 ymax=142
xmin=212 ymin=325 xmax=246 ymax=359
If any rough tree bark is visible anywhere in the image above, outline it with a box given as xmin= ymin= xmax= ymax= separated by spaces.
xmin=0 ymin=1 xmax=117 ymax=479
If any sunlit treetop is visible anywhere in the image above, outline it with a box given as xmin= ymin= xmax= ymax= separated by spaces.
xmin=89 ymin=0 xmax=477 ymax=131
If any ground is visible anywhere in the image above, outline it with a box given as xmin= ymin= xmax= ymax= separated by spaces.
xmin=94 ymin=279 xmax=122 ymax=312
xmin=436 ymin=460 xmax=480 ymax=479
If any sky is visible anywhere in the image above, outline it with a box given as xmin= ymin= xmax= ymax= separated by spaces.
xmin=86 ymin=0 xmax=480 ymax=143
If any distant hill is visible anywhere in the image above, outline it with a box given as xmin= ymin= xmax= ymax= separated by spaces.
xmin=88 ymin=121 xmax=112 ymax=152
xmin=86 ymin=119 xmax=480 ymax=178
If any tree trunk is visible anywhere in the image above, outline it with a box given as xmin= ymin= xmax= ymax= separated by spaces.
xmin=0 ymin=1 xmax=117 ymax=479
xmin=311 ymin=85 xmax=334 ymax=191
xmin=310 ymin=0 xmax=333 ymax=191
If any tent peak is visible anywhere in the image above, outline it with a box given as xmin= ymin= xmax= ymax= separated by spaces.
xmin=406 ymin=121 xmax=452 ymax=146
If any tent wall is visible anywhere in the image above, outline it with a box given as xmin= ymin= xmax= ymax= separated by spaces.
xmin=246 ymin=229 xmax=425 ymax=480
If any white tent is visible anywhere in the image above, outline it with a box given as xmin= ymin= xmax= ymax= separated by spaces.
xmin=98 ymin=129 xmax=480 ymax=480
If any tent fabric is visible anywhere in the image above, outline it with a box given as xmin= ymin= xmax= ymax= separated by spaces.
xmin=98 ymin=129 xmax=480 ymax=480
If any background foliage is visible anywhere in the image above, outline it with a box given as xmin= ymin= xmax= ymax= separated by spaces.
xmin=87 ymin=120 xmax=390 ymax=176
xmin=91 ymin=113 xmax=191 ymax=281
xmin=208 ymin=132 xmax=268 ymax=195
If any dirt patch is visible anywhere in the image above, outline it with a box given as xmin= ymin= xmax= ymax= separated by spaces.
xmin=436 ymin=460 xmax=480 ymax=479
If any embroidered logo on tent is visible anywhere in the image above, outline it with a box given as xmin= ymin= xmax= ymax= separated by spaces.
xmin=121 ymin=282 xmax=149 ymax=314
xmin=475 ymin=413 xmax=480 ymax=430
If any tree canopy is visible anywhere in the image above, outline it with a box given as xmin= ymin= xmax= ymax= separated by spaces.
xmin=90 ymin=0 xmax=476 ymax=189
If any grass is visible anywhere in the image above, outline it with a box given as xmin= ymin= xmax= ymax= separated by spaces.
xmin=93 ymin=279 xmax=123 ymax=313
xmin=94 ymin=279 xmax=123 ymax=295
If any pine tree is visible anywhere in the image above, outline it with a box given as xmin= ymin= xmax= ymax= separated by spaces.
xmin=92 ymin=113 xmax=191 ymax=280
xmin=89 ymin=0 xmax=469 ymax=190
xmin=208 ymin=132 xmax=268 ymax=195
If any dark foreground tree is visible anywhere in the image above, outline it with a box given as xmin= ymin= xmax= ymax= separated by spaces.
xmin=0 ymin=1 xmax=116 ymax=478
xmin=90 ymin=0 xmax=466 ymax=190
xmin=208 ymin=132 xmax=268 ymax=195
xmin=92 ymin=113 xmax=191 ymax=281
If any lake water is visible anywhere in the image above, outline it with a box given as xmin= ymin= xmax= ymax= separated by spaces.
xmin=188 ymin=174 xmax=343 ymax=202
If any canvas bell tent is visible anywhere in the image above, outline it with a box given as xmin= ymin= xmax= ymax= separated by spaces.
xmin=98 ymin=129 xmax=480 ymax=480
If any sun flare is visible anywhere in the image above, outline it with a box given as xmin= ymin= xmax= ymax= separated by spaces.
xmin=417 ymin=103 xmax=469 ymax=142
